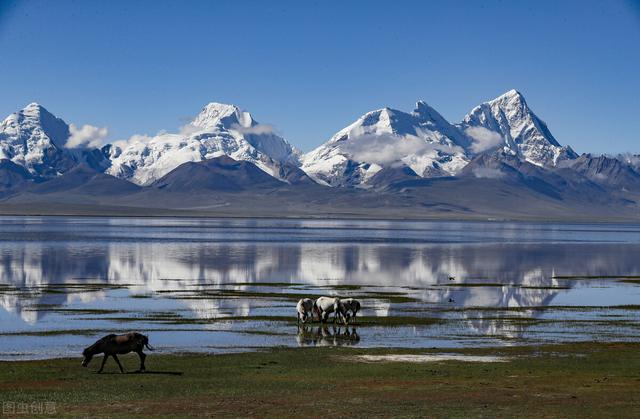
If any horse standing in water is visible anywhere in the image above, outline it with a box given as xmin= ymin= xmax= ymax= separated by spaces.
xmin=315 ymin=296 xmax=348 ymax=325
xmin=82 ymin=332 xmax=154 ymax=373
xmin=296 ymin=298 xmax=315 ymax=325
xmin=341 ymin=298 xmax=361 ymax=324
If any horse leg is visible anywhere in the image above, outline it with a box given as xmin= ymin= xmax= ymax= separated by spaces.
xmin=97 ymin=354 xmax=109 ymax=373
xmin=112 ymin=354 xmax=124 ymax=373
xmin=137 ymin=351 xmax=146 ymax=372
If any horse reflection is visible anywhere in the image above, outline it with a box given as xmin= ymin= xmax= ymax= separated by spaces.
xmin=296 ymin=324 xmax=360 ymax=347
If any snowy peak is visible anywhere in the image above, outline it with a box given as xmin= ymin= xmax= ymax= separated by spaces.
xmin=462 ymin=90 xmax=576 ymax=166
xmin=483 ymin=90 xmax=555 ymax=145
xmin=20 ymin=102 xmax=54 ymax=119
xmin=327 ymin=107 xmax=399 ymax=142
xmin=0 ymin=102 xmax=76 ymax=178
xmin=301 ymin=102 xmax=470 ymax=187
xmin=23 ymin=102 xmax=51 ymax=114
xmin=2 ymin=102 xmax=70 ymax=149
xmin=106 ymin=102 xmax=301 ymax=185
xmin=412 ymin=100 xmax=446 ymax=125
xmin=191 ymin=102 xmax=255 ymax=130
xmin=492 ymin=88 xmax=525 ymax=104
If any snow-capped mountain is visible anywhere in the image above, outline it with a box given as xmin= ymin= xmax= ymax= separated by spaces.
xmin=0 ymin=92 xmax=623 ymax=202
xmin=0 ymin=103 xmax=112 ymax=184
xmin=106 ymin=103 xmax=300 ymax=185
xmin=461 ymin=89 xmax=577 ymax=167
xmin=300 ymin=90 xmax=579 ymax=187
xmin=301 ymin=101 xmax=470 ymax=187
xmin=0 ymin=103 xmax=77 ymax=178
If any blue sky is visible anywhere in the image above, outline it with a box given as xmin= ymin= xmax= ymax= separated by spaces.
xmin=0 ymin=0 xmax=638 ymax=153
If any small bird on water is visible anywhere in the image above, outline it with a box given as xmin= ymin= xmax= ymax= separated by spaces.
xmin=448 ymin=297 xmax=455 ymax=303
xmin=448 ymin=276 xmax=455 ymax=281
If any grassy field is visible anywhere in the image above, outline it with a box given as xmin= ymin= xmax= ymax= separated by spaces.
xmin=1 ymin=342 xmax=639 ymax=417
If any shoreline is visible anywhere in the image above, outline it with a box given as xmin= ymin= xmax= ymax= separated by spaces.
xmin=2 ymin=337 xmax=640 ymax=363
xmin=0 ymin=206 xmax=639 ymax=224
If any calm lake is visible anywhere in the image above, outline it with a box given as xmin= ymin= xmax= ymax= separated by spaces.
xmin=1 ymin=216 xmax=639 ymax=359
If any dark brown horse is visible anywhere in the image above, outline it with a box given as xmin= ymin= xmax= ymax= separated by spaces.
xmin=82 ymin=332 xmax=154 ymax=373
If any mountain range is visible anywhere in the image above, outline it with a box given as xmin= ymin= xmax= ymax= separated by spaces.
xmin=0 ymin=91 xmax=638 ymax=221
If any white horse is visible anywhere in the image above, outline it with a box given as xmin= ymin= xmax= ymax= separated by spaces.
xmin=315 ymin=296 xmax=347 ymax=324
xmin=341 ymin=298 xmax=361 ymax=324
xmin=296 ymin=298 xmax=315 ymax=325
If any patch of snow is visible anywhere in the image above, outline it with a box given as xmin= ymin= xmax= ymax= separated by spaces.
xmin=350 ymin=354 xmax=509 ymax=363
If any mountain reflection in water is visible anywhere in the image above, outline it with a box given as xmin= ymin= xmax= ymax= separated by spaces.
xmin=1 ymin=217 xmax=640 ymax=357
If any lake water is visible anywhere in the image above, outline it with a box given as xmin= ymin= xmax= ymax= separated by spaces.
xmin=1 ymin=216 xmax=639 ymax=359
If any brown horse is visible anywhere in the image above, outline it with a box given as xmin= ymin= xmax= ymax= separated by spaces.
xmin=82 ymin=332 xmax=154 ymax=373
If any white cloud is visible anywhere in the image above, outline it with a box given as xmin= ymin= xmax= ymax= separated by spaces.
xmin=342 ymin=133 xmax=437 ymax=165
xmin=472 ymin=167 xmax=505 ymax=179
xmin=230 ymin=123 xmax=277 ymax=136
xmin=466 ymin=126 xmax=503 ymax=153
xmin=66 ymin=123 xmax=109 ymax=149
xmin=340 ymin=124 xmax=466 ymax=168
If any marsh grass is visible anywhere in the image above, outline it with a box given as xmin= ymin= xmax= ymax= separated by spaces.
xmin=1 ymin=342 xmax=638 ymax=417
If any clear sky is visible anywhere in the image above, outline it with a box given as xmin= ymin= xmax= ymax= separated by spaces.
xmin=0 ymin=0 xmax=638 ymax=153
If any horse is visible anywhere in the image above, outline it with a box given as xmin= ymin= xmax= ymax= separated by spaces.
xmin=315 ymin=296 xmax=347 ymax=324
xmin=296 ymin=298 xmax=315 ymax=325
xmin=341 ymin=298 xmax=361 ymax=324
xmin=82 ymin=332 xmax=154 ymax=373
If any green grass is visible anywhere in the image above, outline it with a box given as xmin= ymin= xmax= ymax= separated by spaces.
xmin=1 ymin=342 xmax=639 ymax=417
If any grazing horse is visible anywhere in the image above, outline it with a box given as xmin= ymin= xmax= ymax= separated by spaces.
xmin=82 ymin=332 xmax=154 ymax=373
xmin=315 ymin=296 xmax=347 ymax=324
xmin=296 ymin=298 xmax=315 ymax=325
xmin=341 ymin=298 xmax=361 ymax=324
